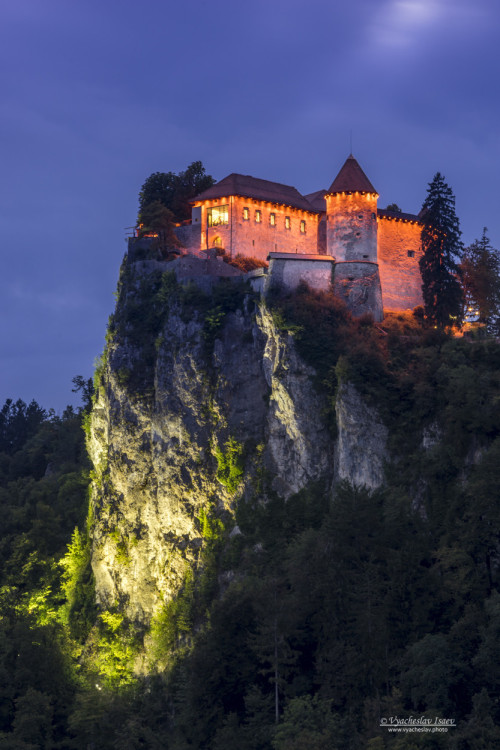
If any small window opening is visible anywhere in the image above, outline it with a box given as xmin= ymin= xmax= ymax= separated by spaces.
xmin=255 ymin=210 xmax=261 ymax=223
xmin=408 ymin=250 xmax=415 ymax=258
xmin=243 ymin=207 xmax=249 ymax=220
xmin=285 ymin=216 xmax=291 ymax=230
xmin=270 ymin=212 xmax=276 ymax=226
xmin=300 ymin=220 xmax=306 ymax=233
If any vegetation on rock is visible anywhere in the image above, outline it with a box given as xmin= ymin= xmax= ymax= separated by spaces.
xmin=2 ymin=257 xmax=500 ymax=748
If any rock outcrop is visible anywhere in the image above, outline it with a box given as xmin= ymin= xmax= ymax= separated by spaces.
xmin=88 ymin=260 xmax=389 ymax=625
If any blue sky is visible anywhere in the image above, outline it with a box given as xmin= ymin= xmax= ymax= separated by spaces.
xmin=1 ymin=0 xmax=499 ymax=410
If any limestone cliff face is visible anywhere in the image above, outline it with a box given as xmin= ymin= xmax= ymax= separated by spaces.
xmin=88 ymin=261 xmax=389 ymax=625
xmin=335 ymin=383 xmax=388 ymax=490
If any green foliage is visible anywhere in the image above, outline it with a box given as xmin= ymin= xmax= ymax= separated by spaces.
xmin=150 ymin=569 xmax=195 ymax=658
xmin=419 ymin=172 xmax=464 ymax=328
xmin=214 ymin=437 xmax=244 ymax=493
xmin=60 ymin=521 xmax=95 ymax=639
xmin=89 ymin=609 xmax=140 ymax=687
xmin=138 ymin=161 xmax=215 ymax=223
xmin=461 ymin=228 xmax=500 ymax=332
xmin=0 ymin=397 xmax=90 ymax=744
xmin=272 ymin=695 xmax=344 ymax=750
xmin=0 ymin=398 xmax=47 ymax=455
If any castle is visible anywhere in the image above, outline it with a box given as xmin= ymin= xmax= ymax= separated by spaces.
xmin=174 ymin=155 xmax=424 ymax=320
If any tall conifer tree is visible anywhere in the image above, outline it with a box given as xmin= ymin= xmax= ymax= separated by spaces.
xmin=419 ymin=173 xmax=463 ymax=327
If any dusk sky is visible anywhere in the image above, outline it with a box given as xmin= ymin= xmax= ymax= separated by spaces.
xmin=1 ymin=0 xmax=499 ymax=411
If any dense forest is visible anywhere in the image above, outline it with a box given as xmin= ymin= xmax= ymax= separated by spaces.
xmin=1 ymin=278 xmax=500 ymax=748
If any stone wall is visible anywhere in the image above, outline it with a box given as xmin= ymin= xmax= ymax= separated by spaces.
xmin=175 ymin=223 xmax=201 ymax=252
xmin=377 ymin=217 xmax=423 ymax=311
xmin=198 ymin=196 xmax=319 ymax=261
xmin=326 ymin=192 xmax=378 ymax=262
xmin=266 ymin=253 xmax=334 ymax=293
xmin=333 ymin=261 xmax=383 ymax=321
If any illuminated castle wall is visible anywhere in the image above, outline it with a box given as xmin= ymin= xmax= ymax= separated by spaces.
xmin=188 ymin=156 xmax=424 ymax=314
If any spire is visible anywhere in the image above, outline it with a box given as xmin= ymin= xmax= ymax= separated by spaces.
xmin=328 ymin=155 xmax=377 ymax=194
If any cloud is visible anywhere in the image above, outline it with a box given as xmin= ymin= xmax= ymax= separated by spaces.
xmin=367 ymin=0 xmax=488 ymax=50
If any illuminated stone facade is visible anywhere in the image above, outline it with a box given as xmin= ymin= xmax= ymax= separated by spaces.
xmin=377 ymin=212 xmax=423 ymax=312
xmin=187 ymin=157 xmax=424 ymax=314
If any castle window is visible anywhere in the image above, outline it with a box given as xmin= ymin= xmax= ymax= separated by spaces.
xmin=300 ymin=220 xmax=306 ymax=233
xmin=255 ymin=210 xmax=262 ymax=223
xmin=407 ymin=250 xmax=415 ymax=258
xmin=285 ymin=216 xmax=291 ymax=230
xmin=243 ymin=207 xmax=249 ymax=220
xmin=208 ymin=205 xmax=229 ymax=226
xmin=270 ymin=212 xmax=276 ymax=226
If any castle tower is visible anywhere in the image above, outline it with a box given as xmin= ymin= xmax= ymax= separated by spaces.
xmin=325 ymin=154 xmax=379 ymax=261
xmin=326 ymin=155 xmax=383 ymax=321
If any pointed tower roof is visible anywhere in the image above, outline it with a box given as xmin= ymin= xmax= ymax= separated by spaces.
xmin=327 ymin=155 xmax=377 ymax=194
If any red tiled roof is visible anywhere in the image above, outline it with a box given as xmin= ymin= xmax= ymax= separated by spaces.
xmin=192 ymin=173 xmax=319 ymax=213
xmin=304 ymin=189 xmax=327 ymax=212
xmin=327 ymin=155 xmax=377 ymax=194
xmin=378 ymin=208 xmax=420 ymax=222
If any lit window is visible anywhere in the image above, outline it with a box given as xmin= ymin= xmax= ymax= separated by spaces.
xmin=285 ymin=216 xmax=291 ymax=230
xmin=207 ymin=205 xmax=229 ymax=226
xmin=243 ymin=207 xmax=249 ymax=220
xmin=407 ymin=250 xmax=415 ymax=258
xmin=255 ymin=210 xmax=261 ymax=223
xmin=300 ymin=220 xmax=306 ymax=233
xmin=270 ymin=213 xmax=276 ymax=226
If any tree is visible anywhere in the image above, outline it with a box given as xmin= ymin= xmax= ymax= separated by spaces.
xmin=461 ymin=228 xmax=500 ymax=332
xmin=0 ymin=399 xmax=47 ymax=455
xmin=419 ymin=173 xmax=464 ymax=328
xmin=138 ymin=161 xmax=215 ymax=223
xmin=137 ymin=201 xmax=181 ymax=254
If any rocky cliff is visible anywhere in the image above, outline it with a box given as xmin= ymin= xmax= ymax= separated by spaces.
xmin=88 ymin=259 xmax=388 ymax=626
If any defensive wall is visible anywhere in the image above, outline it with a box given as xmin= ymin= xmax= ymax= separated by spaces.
xmin=377 ymin=213 xmax=423 ymax=312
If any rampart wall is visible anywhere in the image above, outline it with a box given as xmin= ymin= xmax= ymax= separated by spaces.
xmin=377 ymin=217 xmax=423 ymax=311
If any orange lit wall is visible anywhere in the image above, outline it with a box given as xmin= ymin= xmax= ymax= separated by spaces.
xmin=326 ymin=192 xmax=378 ymax=262
xmin=378 ymin=217 xmax=423 ymax=312
xmin=196 ymin=197 xmax=319 ymax=262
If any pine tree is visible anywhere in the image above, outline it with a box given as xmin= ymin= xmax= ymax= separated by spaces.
xmin=419 ymin=173 xmax=464 ymax=328
xmin=461 ymin=228 xmax=500 ymax=332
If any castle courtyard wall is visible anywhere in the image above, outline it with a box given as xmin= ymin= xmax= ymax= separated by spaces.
xmin=377 ymin=217 xmax=423 ymax=312
xmin=266 ymin=253 xmax=334 ymax=292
